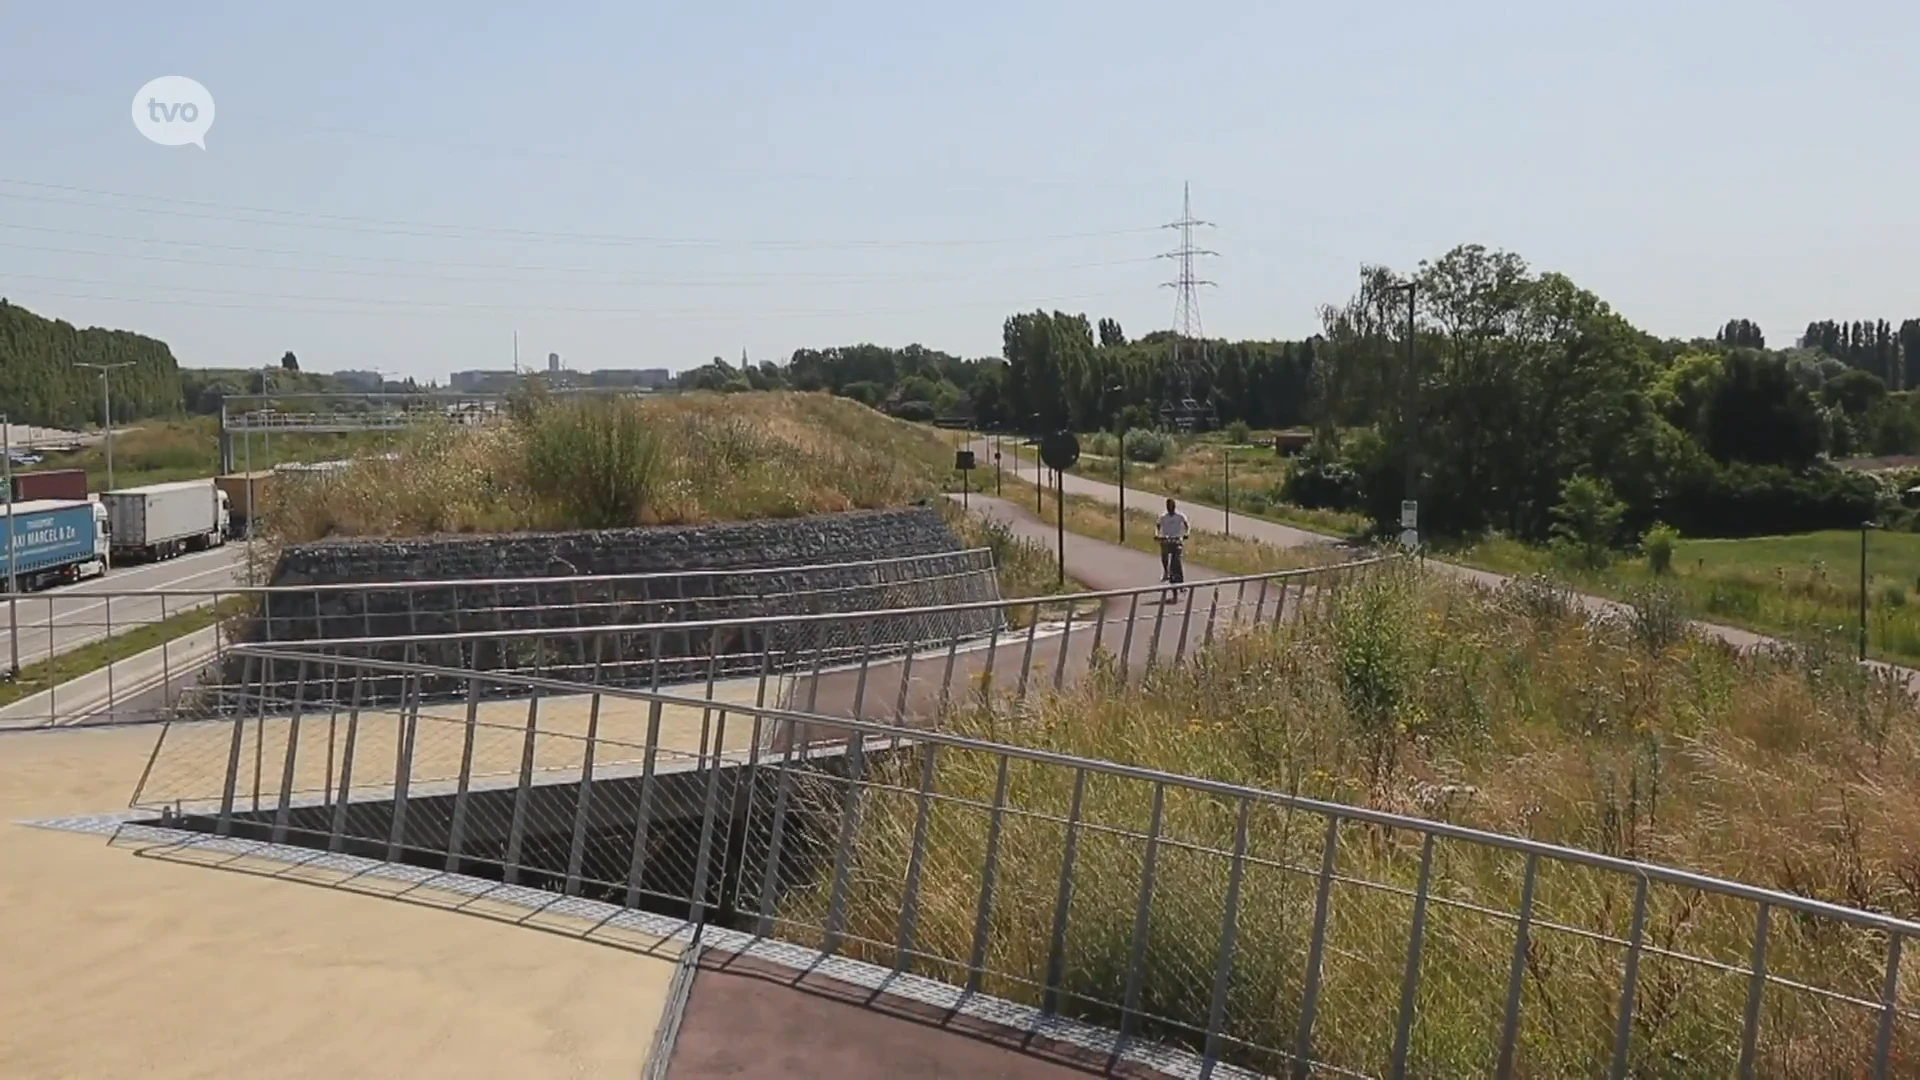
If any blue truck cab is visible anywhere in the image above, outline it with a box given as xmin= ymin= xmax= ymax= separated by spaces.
xmin=2 ymin=497 xmax=110 ymax=592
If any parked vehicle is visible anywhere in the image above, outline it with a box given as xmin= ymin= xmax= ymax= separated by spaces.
xmin=9 ymin=468 xmax=88 ymax=504
xmin=215 ymin=471 xmax=275 ymax=538
xmin=0 ymin=498 xmax=108 ymax=592
xmin=101 ymin=480 xmax=230 ymax=562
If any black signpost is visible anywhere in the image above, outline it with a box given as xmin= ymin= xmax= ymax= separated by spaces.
xmin=1040 ymin=430 xmax=1081 ymax=588
xmin=954 ymin=448 xmax=976 ymax=509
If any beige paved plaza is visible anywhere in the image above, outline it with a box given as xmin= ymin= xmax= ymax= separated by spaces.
xmin=0 ymin=710 xmax=693 ymax=1078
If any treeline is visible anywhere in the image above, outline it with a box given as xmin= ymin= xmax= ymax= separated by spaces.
xmin=1287 ymin=246 xmax=1902 ymax=545
xmin=1798 ymin=319 xmax=1920 ymax=389
xmin=675 ymin=325 xmax=1320 ymax=433
xmin=0 ymin=299 xmax=183 ymax=427
xmin=179 ymin=368 xmax=389 ymax=415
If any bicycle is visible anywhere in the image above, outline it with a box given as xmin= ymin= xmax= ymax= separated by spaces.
xmin=1159 ymin=537 xmax=1186 ymax=601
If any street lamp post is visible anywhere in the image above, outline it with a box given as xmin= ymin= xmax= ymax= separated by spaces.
xmin=1391 ymin=281 xmax=1419 ymax=547
xmin=1861 ymin=520 xmax=1876 ymax=661
xmin=1111 ymin=385 xmax=1127 ymax=542
xmin=76 ymin=362 xmax=134 ymax=492
xmin=1031 ymin=413 xmax=1043 ymax=516
xmin=2 ymin=414 xmax=18 ymax=679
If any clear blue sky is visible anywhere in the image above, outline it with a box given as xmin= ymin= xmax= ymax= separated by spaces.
xmin=2 ymin=1 xmax=1916 ymax=381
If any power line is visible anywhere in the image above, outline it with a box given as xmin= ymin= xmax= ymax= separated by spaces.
xmin=0 ymin=178 xmax=1165 ymax=251
xmin=0 ymin=228 xmax=1162 ymax=288
xmin=0 ymin=273 xmax=1147 ymax=321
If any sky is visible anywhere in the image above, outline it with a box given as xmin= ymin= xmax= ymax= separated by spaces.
xmin=1 ymin=1 xmax=1916 ymax=382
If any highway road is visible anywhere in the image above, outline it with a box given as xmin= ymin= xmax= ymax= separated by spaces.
xmin=0 ymin=543 xmax=252 ymax=670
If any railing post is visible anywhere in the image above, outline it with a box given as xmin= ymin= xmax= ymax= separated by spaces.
xmin=1118 ymin=783 xmax=1165 ymax=1047
xmin=1609 ymin=875 xmax=1650 ymax=1079
xmin=1388 ymin=832 xmax=1438 ymax=1079
xmin=965 ymin=755 xmax=1013 ymax=995
xmin=1051 ymin=604 xmax=1075 ymax=691
xmin=1119 ymin=594 xmax=1140 ymax=682
xmin=327 ymin=673 xmax=365 ymax=853
xmin=270 ymin=659 xmax=310 ymax=845
xmin=564 ymin=688 xmax=604 ymax=896
xmin=1291 ymin=815 xmax=1341 ymax=1079
xmin=1201 ymin=798 xmax=1252 ymax=1078
xmin=1041 ymin=767 xmax=1089 ymax=1015
xmin=385 ymin=673 xmax=422 ymax=863
xmin=1737 ymin=902 xmax=1770 ymax=1079
xmin=1875 ymin=933 xmax=1904 ymax=1079
xmin=1495 ymin=853 xmax=1541 ymax=1079
xmin=445 ymin=675 xmax=482 ymax=872
xmin=624 ymin=699 xmax=665 ymax=908
xmin=1015 ymin=608 xmax=1041 ymax=704
xmin=217 ymin=653 xmax=255 ymax=837
xmin=893 ymin=743 xmax=940 ymax=976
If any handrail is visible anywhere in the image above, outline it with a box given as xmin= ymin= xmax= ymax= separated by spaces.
xmin=239 ymin=553 xmax=1396 ymax=651
xmin=16 ymin=546 xmax=998 ymax=598
xmin=217 ymin=639 xmax=1920 ymax=940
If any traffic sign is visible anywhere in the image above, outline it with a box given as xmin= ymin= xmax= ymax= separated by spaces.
xmin=1040 ymin=430 xmax=1081 ymax=472
xmin=1400 ymin=500 xmax=1418 ymax=529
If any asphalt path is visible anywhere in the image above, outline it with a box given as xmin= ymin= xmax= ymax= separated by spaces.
xmin=0 ymin=543 xmax=251 ymax=670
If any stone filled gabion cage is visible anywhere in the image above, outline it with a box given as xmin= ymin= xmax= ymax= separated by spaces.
xmin=213 ymin=507 xmax=1006 ymax=705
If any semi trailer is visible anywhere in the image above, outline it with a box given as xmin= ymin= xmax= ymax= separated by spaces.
xmin=102 ymin=480 xmax=230 ymax=563
xmin=8 ymin=468 xmax=89 ymax=503
xmin=1 ymin=498 xmax=109 ymax=592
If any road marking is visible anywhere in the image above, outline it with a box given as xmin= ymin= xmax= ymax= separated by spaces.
xmin=1 ymin=553 xmax=245 ymax=638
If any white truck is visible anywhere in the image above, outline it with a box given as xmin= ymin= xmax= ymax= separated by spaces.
xmin=102 ymin=479 xmax=231 ymax=563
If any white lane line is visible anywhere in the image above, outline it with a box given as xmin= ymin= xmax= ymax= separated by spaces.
xmin=1 ymin=555 xmax=246 ymax=636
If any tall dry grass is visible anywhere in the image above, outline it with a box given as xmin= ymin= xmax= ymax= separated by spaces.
xmin=267 ymin=392 xmax=955 ymax=543
xmin=797 ymin=562 xmax=1920 ymax=1075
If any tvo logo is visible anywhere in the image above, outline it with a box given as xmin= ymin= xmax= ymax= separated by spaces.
xmin=131 ymin=76 xmax=215 ymax=148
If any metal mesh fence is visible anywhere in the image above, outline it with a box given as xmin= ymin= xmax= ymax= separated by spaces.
xmin=125 ymin=552 xmax=1920 ymax=1078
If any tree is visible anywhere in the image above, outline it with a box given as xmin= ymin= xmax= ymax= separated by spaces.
xmin=280 ymin=350 xmax=299 ymax=372
xmin=1550 ymin=475 xmax=1627 ymax=569
xmin=1715 ymin=319 xmax=1766 ymax=349
xmin=1097 ymin=317 xmax=1127 ymax=348
xmin=1821 ymin=368 xmax=1887 ymax=416
xmin=1703 ymin=351 xmax=1824 ymax=467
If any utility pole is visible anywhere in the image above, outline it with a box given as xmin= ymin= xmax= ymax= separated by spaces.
xmin=1390 ymin=280 xmax=1419 ymax=548
xmin=1111 ymin=385 xmax=1128 ymax=542
xmin=3 ymin=414 xmax=17 ymax=679
xmin=76 ymin=362 xmax=134 ymax=492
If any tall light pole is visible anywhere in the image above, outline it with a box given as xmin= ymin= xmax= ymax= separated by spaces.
xmin=1110 ymin=384 xmax=1128 ymax=542
xmin=76 ymin=362 xmax=134 ymax=492
xmin=1390 ymin=281 xmax=1419 ymax=547
xmin=3 ymin=413 xmax=18 ymax=679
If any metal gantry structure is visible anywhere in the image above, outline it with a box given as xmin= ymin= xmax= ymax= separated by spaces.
xmin=1158 ymin=183 xmax=1220 ymax=433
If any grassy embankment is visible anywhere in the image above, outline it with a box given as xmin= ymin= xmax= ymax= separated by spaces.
xmin=999 ymin=431 xmax=1920 ymax=666
xmin=806 ymin=561 xmax=1920 ymax=1075
xmin=0 ymin=601 xmax=240 ymax=710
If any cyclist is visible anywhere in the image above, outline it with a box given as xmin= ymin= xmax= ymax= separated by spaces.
xmin=1156 ymin=497 xmax=1190 ymax=585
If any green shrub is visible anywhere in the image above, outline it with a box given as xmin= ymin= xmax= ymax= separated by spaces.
xmin=520 ymin=397 xmax=666 ymax=529
xmin=1549 ymin=475 xmax=1626 ymax=570
xmin=1642 ymin=521 xmax=1680 ymax=575
xmin=1085 ymin=431 xmax=1119 ymax=458
xmin=1224 ymin=419 xmax=1251 ymax=445
xmin=1122 ymin=428 xmax=1169 ymax=463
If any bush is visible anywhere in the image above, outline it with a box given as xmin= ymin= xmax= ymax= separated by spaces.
xmin=1549 ymin=475 xmax=1626 ymax=570
xmin=1642 ymin=522 xmax=1679 ymax=575
xmin=1282 ymin=441 xmax=1365 ymax=512
xmin=1224 ymin=419 xmax=1251 ymax=445
xmin=888 ymin=399 xmax=935 ymax=422
xmin=521 ymin=397 xmax=666 ymax=528
xmin=1663 ymin=462 xmax=1880 ymax=538
xmin=1085 ymin=431 xmax=1119 ymax=458
xmin=1122 ymin=427 xmax=1169 ymax=463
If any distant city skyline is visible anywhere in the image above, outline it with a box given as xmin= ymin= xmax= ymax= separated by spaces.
xmin=2 ymin=1 xmax=1916 ymax=380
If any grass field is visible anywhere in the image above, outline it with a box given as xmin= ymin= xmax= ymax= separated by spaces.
xmin=1463 ymin=527 xmax=1920 ymax=665
xmin=810 ymin=560 xmax=1920 ymax=1075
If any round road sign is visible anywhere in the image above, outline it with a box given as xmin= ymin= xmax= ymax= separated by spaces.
xmin=1040 ymin=430 xmax=1080 ymax=472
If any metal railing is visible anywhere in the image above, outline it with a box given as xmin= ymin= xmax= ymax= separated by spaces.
xmin=133 ymin=622 xmax=1919 ymax=1079
xmin=0 ymin=548 xmax=1002 ymax=730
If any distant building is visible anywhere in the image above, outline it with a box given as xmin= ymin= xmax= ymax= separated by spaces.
xmin=448 ymin=366 xmax=672 ymax=394
xmin=450 ymin=369 xmax=519 ymax=392
xmin=333 ymin=370 xmax=385 ymax=392
xmin=548 ymin=352 xmax=561 ymax=373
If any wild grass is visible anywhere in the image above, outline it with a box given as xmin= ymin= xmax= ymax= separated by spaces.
xmin=1465 ymin=529 xmax=1920 ymax=667
xmin=267 ymin=392 xmax=956 ymax=543
xmin=797 ymin=562 xmax=1920 ymax=1075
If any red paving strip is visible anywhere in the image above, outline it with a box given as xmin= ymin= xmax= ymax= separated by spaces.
xmin=668 ymin=950 xmax=1177 ymax=1079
